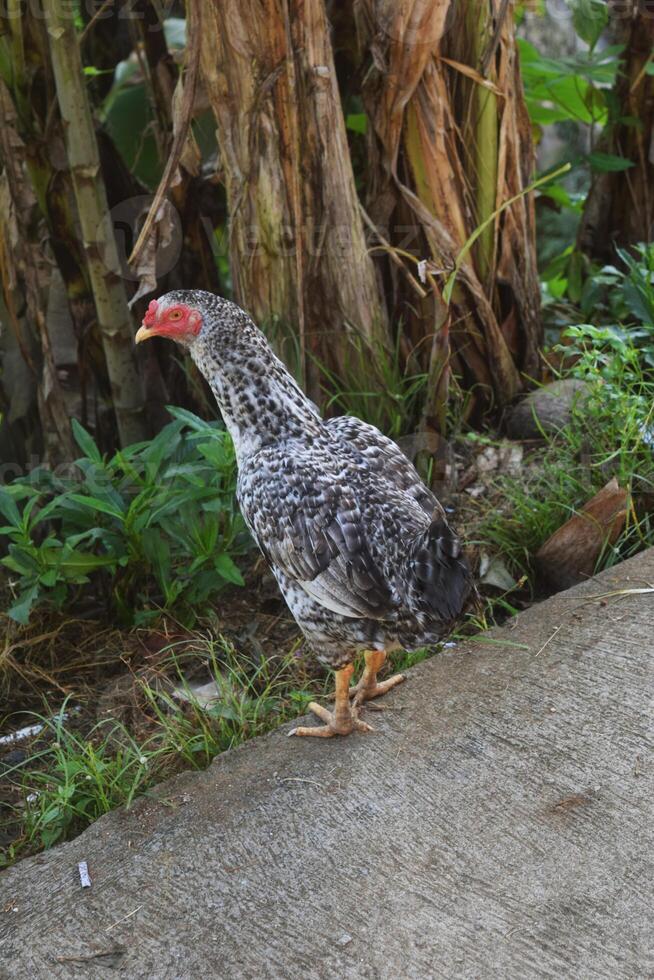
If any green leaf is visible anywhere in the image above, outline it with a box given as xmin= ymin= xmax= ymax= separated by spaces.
xmin=542 ymin=246 xmax=574 ymax=281
xmin=8 ymin=585 xmax=40 ymax=625
xmin=71 ymin=419 xmax=103 ymax=464
xmin=0 ymin=489 xmax=21 ymax=526
xmin=68 ymin=494 xmax=126 ymax=520
xmin=166 ymin=405 xmax=216 ymax=433
xmin=566 ymin=250 xmax=585 ymax=304
xmin=346 ymin=113 xmax=367 ymax=135
xmin=141 ymin=528 xmax=172 ymax=587
xmin=538 ymin=183 xmax=581 ymax=211
xmin=206 ymin=702 xmax=240 ymax=722
xmin=139 ymin=420 xmax=184 ymax=475
xmin=588 ymin=152 xmax=635 ymax=172
xmin=568 ymin=0 xmax=608 ymax=49
xmin=36 ymin=495 xmax=68 ymax=524
xmin=213 ymin=552 xmax=244 ymax=586
xmin=4 ymin=544 xmax=40 ymax=575
xmin=58 ymin=550 xmax=119 ymax=576
xmin=65 ymin=528 xmax=107 ymax=549
xmin=621 ymin=282 xmax=654 ymax=326
xmin=83 ymin=65 xmax=113 ymax=77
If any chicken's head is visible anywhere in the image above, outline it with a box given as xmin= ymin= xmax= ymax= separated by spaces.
xmin=135 ymin=295 xmax=203 ymax=347
xmin=134 ymin=289 xmax=272 ymax=394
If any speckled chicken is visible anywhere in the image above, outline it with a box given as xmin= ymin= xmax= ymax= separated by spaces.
xmin=136 ymin=290 xmax=471 ymax=738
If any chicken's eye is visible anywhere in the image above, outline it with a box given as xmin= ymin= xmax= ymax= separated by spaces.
xmin=168 ymin=309 xmax=183 ymax=321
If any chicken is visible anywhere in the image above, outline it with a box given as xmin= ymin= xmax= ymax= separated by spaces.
xmin=136 ymin=290 xmax=472 ymax=738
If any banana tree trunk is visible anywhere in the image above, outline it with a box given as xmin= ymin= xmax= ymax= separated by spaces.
xmin=578 ymin=3 xmax=654 ymax=258
xmin=357 ymin=0 xmax=541 ymax=417
xmin=0 ymin=82 xmax=75 ymax=464
xmin=199 ymin=0 xmax=389 ymax=399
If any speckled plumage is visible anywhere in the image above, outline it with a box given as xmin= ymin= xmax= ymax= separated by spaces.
xmin=156 ymin=290 xmax=472 ymax=668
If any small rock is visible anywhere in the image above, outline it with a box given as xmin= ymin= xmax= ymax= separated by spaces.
xmin=505 ymin=379 xmax=590 ymax=440
xmin=337 ymin=933 xmax=353 ymax=947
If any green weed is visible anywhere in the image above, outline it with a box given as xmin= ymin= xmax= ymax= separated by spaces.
xmin=1 ymin=633 xmax=319 ymax=866
xmin=316 ymin=332 xmax=427 ymax=439
xmin=1 ymin=701 xmax=160 ymax=864
xmin=140 ymin=634 xmax=314 ymax=768
xmin=0 ymin=408 xmax=249 ymax=627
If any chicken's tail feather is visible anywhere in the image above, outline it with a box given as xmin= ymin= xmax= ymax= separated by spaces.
xmin=407 ymin=511 xmax=472 ymax=622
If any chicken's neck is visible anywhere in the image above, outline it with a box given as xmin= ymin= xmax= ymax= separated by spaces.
xmin=191 ymin=336 xmax=323 ymax=463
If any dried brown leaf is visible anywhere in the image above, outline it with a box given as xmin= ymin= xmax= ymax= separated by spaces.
xmin=536 ymin=479 xmax=629 ymax=591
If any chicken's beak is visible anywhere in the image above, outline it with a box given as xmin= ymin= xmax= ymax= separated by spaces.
xmin=135 ymin=325 xmax=157 ymax=344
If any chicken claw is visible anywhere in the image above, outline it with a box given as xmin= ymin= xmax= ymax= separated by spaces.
xmin=289 ymin=664 xmax=374 ymax=738
xmin=350 ymin=651 xmax=406 ymax=707
xmin=288 ymin=702 xmax=374 ymax=737
xmin=325 ymin=651 xmax=406 ymax=707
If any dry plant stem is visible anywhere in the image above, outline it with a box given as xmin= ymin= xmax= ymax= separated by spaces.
xmin=199 ymin=0 xmax=388 ymax=401
xmin=132 ymin=0 xmax=176 ymax=140
xmin=43 ymin=0 xmax=147 ymax=447
xmin=128 ymin=1 xmax=202 ymax=269
xmin=358 ymin=0 xmax=541 ymax=413
xmin=79 ymin=0 xmax=115 ymax=44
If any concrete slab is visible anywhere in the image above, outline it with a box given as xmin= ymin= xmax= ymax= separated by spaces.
xmin=1 ymin=552 xmax=653 ymax=979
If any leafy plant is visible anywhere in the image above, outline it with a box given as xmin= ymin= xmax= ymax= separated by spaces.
xmin=519 ymin=37 xmax=619 ymax=132
xmin=476 ymin=324 xmax=654 ymax=580
xmin=0 ymin=408 xmax=250 ymax=626
xmin=577 ymin=245 xmax=654 ymax=363
xmin=519 ymin=2 xmax=627 ymax=279
xmin=543 ymin=242 xmax=654 ymax=351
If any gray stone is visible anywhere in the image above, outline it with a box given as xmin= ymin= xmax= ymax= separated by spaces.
xmin=505 ymin=379 xmax=590 ymax=440
xmin=1 ymin=552 xmax=653 ymax=979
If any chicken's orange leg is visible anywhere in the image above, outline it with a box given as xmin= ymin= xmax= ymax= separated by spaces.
xmin=289 ymin=664 xmax=373 ymax=738
xmin=350 ymin=650 xmax=405 ymax=707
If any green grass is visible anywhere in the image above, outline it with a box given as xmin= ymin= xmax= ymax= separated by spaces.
xmin=0 ymin=632 xmax=322 ymax=867
xmin=1 ymin=703 xmax=159 ymax=865
xmin=316 ymin=331 xmax=428 ymax=440
xmin=139 ymin=634 xmax=316 ymax=770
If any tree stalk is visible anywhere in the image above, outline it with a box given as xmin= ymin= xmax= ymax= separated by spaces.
xmin=43 ymin=0 xmax=147 ymax=446
xmin=199 ymin=0 xmax=389 ymax=403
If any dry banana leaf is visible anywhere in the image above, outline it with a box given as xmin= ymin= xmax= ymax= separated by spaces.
xmin=535 ymin=478 xmax=629 ymax=591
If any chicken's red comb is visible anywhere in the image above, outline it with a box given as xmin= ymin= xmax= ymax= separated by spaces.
xmin=143 ymin=300 xmax=159 ymax=326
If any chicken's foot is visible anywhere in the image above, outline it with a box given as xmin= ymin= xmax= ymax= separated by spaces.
xmin=289 ymin=664 xmax=373 ymax=738
xmin=350 ymin=650 xmax=405 ymax=707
